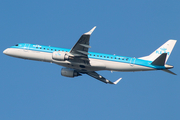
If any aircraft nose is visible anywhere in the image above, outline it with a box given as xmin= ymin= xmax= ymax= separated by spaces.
xmin=3 ymin=49 xmax=8 ymax=55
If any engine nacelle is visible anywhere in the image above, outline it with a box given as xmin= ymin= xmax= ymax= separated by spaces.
xmin=52 ymin=51 xmax=69 ymax=61
xmin=61 ymin=68 xmax=81 ymax=78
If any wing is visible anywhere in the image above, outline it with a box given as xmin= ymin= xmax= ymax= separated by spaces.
xmin=85 ymin=71 xmax=122 ymax=84
xmin=69 ymin=26 xmax=96 ymax=64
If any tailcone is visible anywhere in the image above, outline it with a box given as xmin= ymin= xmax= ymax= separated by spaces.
xmin=165 ymin=64 xmax=174 ymax=69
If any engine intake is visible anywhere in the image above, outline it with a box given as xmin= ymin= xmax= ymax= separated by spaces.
xmin=61 ymin=68 xmax=81 ymax=78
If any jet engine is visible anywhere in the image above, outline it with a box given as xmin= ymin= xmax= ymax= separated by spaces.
xmin=52 ymin=51 xmax=69 ymax=61
xmin=61 ymin=68 xmax=81 ymax=78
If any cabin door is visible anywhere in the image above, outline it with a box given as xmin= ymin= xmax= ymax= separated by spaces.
xmin=130 ymin=57 xmax=136 ymax=66
xmin=24 ymin=44 xmax=30 ymax=51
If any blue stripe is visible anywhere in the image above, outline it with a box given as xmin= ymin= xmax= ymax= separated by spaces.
xmin=11 ymin=43 xmax=166 ymax=70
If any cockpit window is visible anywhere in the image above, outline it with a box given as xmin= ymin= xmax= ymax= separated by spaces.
xmin=15 ymin=44 xmax=19 ymax=46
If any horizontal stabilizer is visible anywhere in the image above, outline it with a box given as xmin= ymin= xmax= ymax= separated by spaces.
xmin=162 ymin=69 xmax=177 ymax=75
xmin=151 ymin=53 xmax=167 ymax=66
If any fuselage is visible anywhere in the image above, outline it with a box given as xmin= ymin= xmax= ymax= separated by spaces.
xmin=3 ymin=43 xmax=166 ymax=72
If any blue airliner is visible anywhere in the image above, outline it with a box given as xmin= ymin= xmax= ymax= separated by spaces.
xmin=3 ymin=26 xmax=177 ymax=84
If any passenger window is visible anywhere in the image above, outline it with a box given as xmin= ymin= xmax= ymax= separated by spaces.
xmin=100 ymin=56 xmax=102 ymax=57
xmin=94 ymin=55 xmax=95 ymax=56
xmin=118 ymin=58 xmax=120 ymax=60
xmin=55 ymin=49 xmax=56 ymax=51
xmin=111 ymin=57 xmax=113 ymax=59
xmin=47 ymin=48 xmax=49 ymax=50
xmin=58 ymin=50 xmax=60 ymax=51
xmin=104 ymin=56 xmax=106 ymax=58
xmin=44 ymin=48 xmax=45 ymax=50
xmin=97 ymin=55 xmax=99 ymax=57
xmin=107 ymin=56 xmax=109 ymax=58
xmin=122 ymin=58 xmax=124 ymax=60
xmin=36 ymin=47 xmax=38 ymax=49
xmin=15 ymin=44 xmax=18 ymax=46
xmin=90 ymin=54 xmax=92 ymax=56
xmin=40 ymin=47 xmax=42 ymax=49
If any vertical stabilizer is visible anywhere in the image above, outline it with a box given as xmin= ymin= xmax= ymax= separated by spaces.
xmin=151 ymin=53 xmax=167 ymax=66
xmin=139 ymin=40 xmax=177 ymax=63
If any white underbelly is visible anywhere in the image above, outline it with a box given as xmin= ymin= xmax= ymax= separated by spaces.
xmin=6 ymin=48 xmax=154 ymax=72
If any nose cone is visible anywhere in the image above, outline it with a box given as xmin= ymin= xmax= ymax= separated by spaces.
xmin=3 ymin=49 xmax=8 ymax=55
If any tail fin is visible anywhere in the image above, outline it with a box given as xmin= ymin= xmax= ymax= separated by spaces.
xmin=139 ymin=40 xmax=177 ymax=63
xmin=151 ymin=53 xmax=167 ymax=66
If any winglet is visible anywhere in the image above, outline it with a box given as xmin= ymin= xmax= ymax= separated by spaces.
xmin=84 ymin=26 xmax=96 ymax=35
xmin=113 ymin=78 xmax=122 ymax=84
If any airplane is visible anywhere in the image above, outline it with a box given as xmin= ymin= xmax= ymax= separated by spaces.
xmin=3 ymin=26 xmax=177 ymax=85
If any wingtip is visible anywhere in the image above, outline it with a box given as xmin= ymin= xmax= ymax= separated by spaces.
xmin=84 ymin=26 xmax=96 ymax=35
xmin=113 ymin=78 xmax=122 ymax=84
